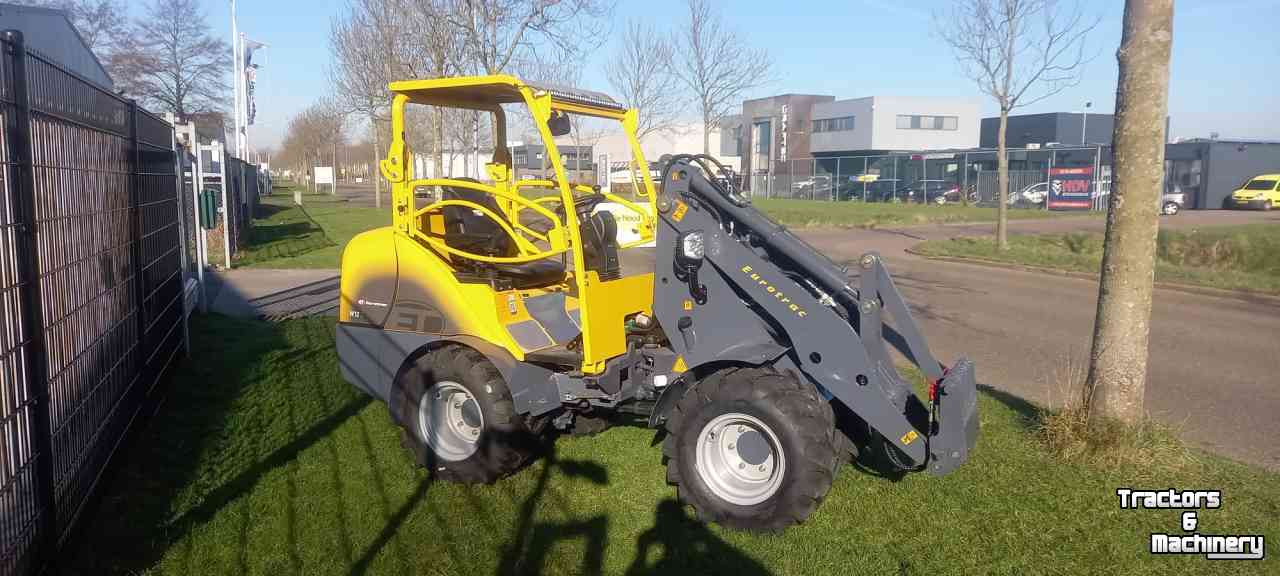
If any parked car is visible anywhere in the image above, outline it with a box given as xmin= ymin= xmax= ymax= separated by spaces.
xmin=1014 ymin=182 xmax=1049 ymax=206
xmin=1226 ymin=174 xmax=1279 ymax=210
xmin=938 ymin=184 xmax=979 ymax=205
xmin=838 ymin=179 xmax=899 ymax=202
xmin=1161 ymin=191 xmax=1184 ymax=215
xmin=790 ymin=175 xmax=832 ymax=196
xmin=896 ymin=180 xmax=959 ymax=204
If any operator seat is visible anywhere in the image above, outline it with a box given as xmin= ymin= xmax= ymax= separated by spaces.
xmin=439 ymin=181 xmax=566 ymax=289
xmin=580 ymin=210 xmax=621 ymax=280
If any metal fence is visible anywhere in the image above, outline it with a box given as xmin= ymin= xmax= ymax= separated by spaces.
xmin=0 ymin=31 xmax=186 ymax=574
xmin=747 ymin=146 xmax=1112 ymax=211
xmin=191 ymin=143 xmax=259 ymax=270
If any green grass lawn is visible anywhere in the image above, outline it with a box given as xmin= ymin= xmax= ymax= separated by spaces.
xmin=235 ymin=185 xmax=1089 ymax=269
xmin=915 ymin=224 xmax=1280 ymax=295
xmin=237 ymin=189 xmax=388 ymax=269
xmin=64 ymin=315 xmax=1279 ymax=575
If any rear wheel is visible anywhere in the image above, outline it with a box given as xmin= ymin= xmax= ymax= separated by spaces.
xmin=395 ymin=345 xmax=541 ymax=483
xmin=1162 ymin=202 xmax=1180 ymax=215
xmin=663 ymin=367 xmax=838 ymax=532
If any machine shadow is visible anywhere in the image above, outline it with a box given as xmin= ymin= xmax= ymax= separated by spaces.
xmin=492 ymin=436 xmax=772 ymax=576
xmin=977 ymin=383 xmax=1042 ymax=430
xmin=622 ymin=499 xmax=772 ymax=576
xmin=496 ymin=440 xmax=610 ymax=576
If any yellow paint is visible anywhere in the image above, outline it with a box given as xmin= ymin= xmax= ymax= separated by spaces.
xmin=578 ymin=273 xmax=655 ymax=373
xmin=682 ymin=299 xmax=693 ymax=311
xmin=390 ymin=234 xmax=524 ymax=359
xmin=672 ymin=356 xmax=688 ymax=374
xmin=356 ymin=74 xmax=665 ymax=373
xmin=900 ymin=430 xmax=919 ymax=445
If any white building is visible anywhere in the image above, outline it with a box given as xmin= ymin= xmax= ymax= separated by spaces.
xmin=592 ymin=121 xmax=741 ymax=174
xmin=809 ymin=96 xmax=981 ymax=154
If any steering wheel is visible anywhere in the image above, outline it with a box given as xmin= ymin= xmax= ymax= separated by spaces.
xmin=572 ymin=190 xmax=607 ymax=214
xmin=550 ymin=187 xmax=607 ymax=219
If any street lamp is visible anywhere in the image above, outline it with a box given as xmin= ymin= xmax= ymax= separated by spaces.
xmin=1081 ymin=101 xmax=1093 ymax=145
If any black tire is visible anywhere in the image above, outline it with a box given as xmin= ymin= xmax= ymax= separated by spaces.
xmin=1265 ymin=200 xmax=1274 ymax=212
xmin=663 ymin=367 xmax=839 ymax=532
xmin=394 ymin=345 xmax=541 ymax=483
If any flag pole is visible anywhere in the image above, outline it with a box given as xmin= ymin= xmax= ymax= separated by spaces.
xmin=230 ymin=0 xmax=242 ymax=158
xmin=241 ymin=33 xmax=251 ymax=162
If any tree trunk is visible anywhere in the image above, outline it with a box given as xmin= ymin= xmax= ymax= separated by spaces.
xmin=1085 ymin=0 xmax=1174 ymax=426
xmin=372 ymin=116 xmax=382 ymax=209
xmin=434 ymin=107 xmax=445 ymax=178
xmin=703 ymin=118 xmax=711 ymax=155
xmin=996 ymin=109 xmax=1010 ymax=250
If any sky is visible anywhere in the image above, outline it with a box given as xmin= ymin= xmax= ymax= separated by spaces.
xmin=179 ymin=0 xmax=1280 ymax=150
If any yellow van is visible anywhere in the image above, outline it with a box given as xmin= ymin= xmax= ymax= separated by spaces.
xmin=1229 ymin=174 xmax=1280 ymax=210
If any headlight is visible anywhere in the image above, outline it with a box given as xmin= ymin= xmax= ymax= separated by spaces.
xmin=680 ymin=231 xmax=705 ymax=260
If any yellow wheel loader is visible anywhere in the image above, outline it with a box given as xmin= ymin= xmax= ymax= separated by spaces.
xmin=337 ymin=75 xmax=978 ymax=531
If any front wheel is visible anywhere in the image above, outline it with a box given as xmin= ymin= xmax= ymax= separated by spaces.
xmin=663 ymin=368 xmax=838 ymax=532
xmin=1265 ymin=200 xmax=1274 ymax=212
xmin=1162 ymin=202 xmax=1180 ymax=215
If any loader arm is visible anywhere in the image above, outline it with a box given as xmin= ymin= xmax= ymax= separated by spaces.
xmin=651 ymin=157 xmax=978 ymax=475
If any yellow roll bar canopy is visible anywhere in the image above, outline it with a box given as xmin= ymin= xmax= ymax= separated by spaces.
xmin=388 ymin=75 xmax=628 ymax=115
xmin=380 ymin=74 xmax=660 ymax=374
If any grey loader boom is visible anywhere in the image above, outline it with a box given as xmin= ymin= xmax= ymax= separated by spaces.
xmin=651 ymin=156 xmax=978 ymax=476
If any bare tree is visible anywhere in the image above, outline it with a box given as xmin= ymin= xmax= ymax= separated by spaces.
xmin=936 ymin=0 xmax=1098 ymax=250
xmin=331 ymin=0 xmax=397 ymax=206
xmin=279 ymin=100 xmax=347 ymax=189
xmin=112 ymin=0 xmax=231 ymax=118
xmin=672 ymin=0 xmax=772 ymax=155
xmin=443 ymin=0 xmax=613 ymax=75
xmin=606 ymin=20 xmax=682 ymax=142
xmin=12 ymin=0 xmax=127 ymax=57
xmin=1085 ymin=0 xmax=1173 ymax=427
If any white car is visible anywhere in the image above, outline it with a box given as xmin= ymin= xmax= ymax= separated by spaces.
xmin=1012 ymin=182 xmax=1049 ymax=205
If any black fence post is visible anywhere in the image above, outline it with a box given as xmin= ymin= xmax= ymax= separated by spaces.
xmin=3 ymin=29 xmax=58 ymax=566
xmin=128 ymin=101 xmax=148 ymax=356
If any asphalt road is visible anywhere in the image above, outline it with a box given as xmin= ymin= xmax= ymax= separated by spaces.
xmin=289 ymin=183 xmax=1280 ymax=468
xmin=801 ymin=211 xmax=1280 ymax=470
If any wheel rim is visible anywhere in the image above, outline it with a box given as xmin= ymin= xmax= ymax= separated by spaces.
xmin=695 ymin=413 xmax=786 ymax=506
xmin=418 ymin=381 xmax=483 ymax=461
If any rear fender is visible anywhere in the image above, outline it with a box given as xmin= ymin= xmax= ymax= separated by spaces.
xmin=336 ymin=324 xmax=560 ymax=427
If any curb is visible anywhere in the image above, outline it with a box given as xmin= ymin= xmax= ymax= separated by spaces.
xmin=906 ymin=249 xmax=1280 ymax=306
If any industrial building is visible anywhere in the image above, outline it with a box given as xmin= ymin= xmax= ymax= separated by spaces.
xmin=0 ymin=2 xmax=114 ymax=89
xmin=724 ymin=94 xmax=980 ymax=180
xmin=979 ymin=111 xmax=1116 ymax=148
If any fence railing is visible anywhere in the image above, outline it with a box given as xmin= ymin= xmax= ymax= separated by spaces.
xmin=746 ymin=146 xmax=1111 ymax=211
xmin=0 ymin=30 xmax=187 ymax=575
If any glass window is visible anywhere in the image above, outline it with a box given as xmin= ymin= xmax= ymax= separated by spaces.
xmin=897 ymin=114 xmax=959 ymax=130
xmin=1244 ymin=179 xmax=1277 ymax=190
xmin=753 ymin=120 xmax=771 ymax=153
xmin=813 ymin=116 xmax=854 ymax=133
